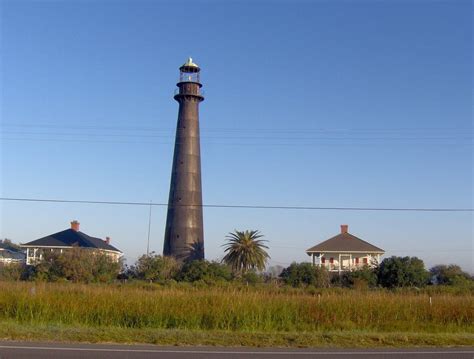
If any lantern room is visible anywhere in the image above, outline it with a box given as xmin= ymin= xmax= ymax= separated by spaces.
xmin=178 ymin=57 xmax=201 ymax=83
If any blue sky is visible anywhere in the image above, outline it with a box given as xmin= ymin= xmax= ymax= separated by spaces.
xmin=1 ymin=0 xmax=472 ymax=271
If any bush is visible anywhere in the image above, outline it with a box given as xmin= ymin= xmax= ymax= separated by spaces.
xmin=340 ymin=266 xmax=378 ymax=289
xmin=377 ymin=256 xmax=430 ymax=288
xmin=241 ymin=270 xmax=263 ymax=285
xmin=0 ymin=263 xmax=25 ymax=281
xmin=430 ymin=265 xmax=473 ymax=286
xmin=130 ymin=253 xmax=180 ymax=282
xmin=176 ymin=260 xmax=232 ymax=283
xmin=280 ymin=262 xmax=330 ymax=288
xmin=27 ymin=248 xmax=122 ymax=283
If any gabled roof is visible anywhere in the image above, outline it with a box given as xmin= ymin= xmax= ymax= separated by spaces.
xmin=306 ymin=232 xmax=384 ymax=253
xmin=21 ymin=229 xmax=122 ymax=253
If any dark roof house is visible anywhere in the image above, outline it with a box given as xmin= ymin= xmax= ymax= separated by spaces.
xmin=21 ymin=221 xmax=122 ymax=264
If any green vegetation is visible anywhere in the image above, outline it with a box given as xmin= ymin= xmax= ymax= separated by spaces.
xmin=1 ymin=322 xmax=472 ymax=348
xmin=0 ymin=282 xmax=472 ymax=347
xmin=0 ymin=235 xmax=473 ymax=347
xmin=28 ymin=248 xmax=122 ymax=283
xmin=222 ymin=230 xmax=270 ymax=275
xmin=378 ymin=256 xmax=431 ymax=288
xmin=280 ymin=262 xmax=330 ymax=287
xmin=129 ymin=253 xmax=180 ymax=282
xmin=430 ymin=264 xmax=473 ymax=286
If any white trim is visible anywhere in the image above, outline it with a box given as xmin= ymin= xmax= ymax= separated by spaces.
xmin=306 ymin=250 xmax=384 ymax=254
xmin=20 ymin=245 xmax=122 ymax=255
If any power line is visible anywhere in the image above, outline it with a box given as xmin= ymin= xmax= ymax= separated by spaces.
xmin=0 ymin=197 xmax=472 ymax=212
xmin=2 ymin=131 xmax=471 ymax=140
xmin=2 ymin=123 xmax=472 ymax=132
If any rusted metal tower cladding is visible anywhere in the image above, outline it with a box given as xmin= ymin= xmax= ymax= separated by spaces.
xmin=163 ymin=58 xmax=205 ymax=261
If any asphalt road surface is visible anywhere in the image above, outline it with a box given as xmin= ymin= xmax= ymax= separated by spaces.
xmin=0 ymin=342 xmax=473 ymax=359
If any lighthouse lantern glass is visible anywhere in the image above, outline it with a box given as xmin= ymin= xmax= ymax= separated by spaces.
xmin=179 ymin=70 xmax=200 ymax=83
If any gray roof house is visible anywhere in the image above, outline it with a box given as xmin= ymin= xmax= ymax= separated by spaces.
xmin=0 ymin=242 xmax=26 ymax=264
xmin=306 ymin=225 xmax=384 ymax=272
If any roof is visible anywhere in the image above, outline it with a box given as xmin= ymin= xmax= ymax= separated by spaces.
xmin=21 ymin=229 xmax=122 ymax=253
xmin=0 ymin=248 xmax=26 ymax=260
xmin=306 ymin=232 xmax=384 ymax=253
xmin=182 ymin=57 xmax=199 ymax=68
xmin=0 ymin=242 xmax=20 ymax=251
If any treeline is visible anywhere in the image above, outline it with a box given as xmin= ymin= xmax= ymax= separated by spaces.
xmin=1 ymin=250 xmax=472 ymax=289
xmin=280 ymin=258 xmax=473 ymax=289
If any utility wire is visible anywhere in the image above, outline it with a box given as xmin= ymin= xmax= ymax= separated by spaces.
xmin=0 ymin=197 xmax=472 ymax=212
xmin=2 ymin=123 xmax=472 ymax=132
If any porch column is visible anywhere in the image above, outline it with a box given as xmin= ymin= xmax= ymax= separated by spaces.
xmin=349 ymin=253 xmax=352 ymax=270
xmin=338 ymin=253 xmax=341 ymax=273
xmin=312 ymin=253 xmax=315 ymax=266
xmin=26 ymin=248 xmax=29 ymax=265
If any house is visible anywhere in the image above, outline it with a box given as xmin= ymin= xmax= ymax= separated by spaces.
xmin=0 ymin=242 xmax=26 ymax=265
xmin=306 ymin=225 xmax=384 ymax=272
xmin=21 ymin=220 xmax=122 ymax=265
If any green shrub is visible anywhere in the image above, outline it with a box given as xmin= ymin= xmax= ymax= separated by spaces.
xmin=176 ymin=260 xmax=232 ymax=283
xmin=341 ymin=266 xmax=378 ymax=288
xmin=241 ymin=270 xmax=263 ymax=285
xmin=280 ymin=262 xmax=330 ymax=288
xmin=378 ymin=256 xmax=430 ymax=288
xmin=130 ymin=253 xmax=180 ymax=282
xmin=26 ymin=248 xmax=121 ymax=283
xmin=430 ymin=264 xmax=473 ymax=286
xmin=0 ymin=263 xmax=25 ymax=281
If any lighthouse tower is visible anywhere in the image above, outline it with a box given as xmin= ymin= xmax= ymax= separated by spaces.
xmin=163 ymin=58 xmax=205 ymax=261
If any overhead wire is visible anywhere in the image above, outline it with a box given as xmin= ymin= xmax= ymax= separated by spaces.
xmin=0 ymin=197 xmax=472 ymax=212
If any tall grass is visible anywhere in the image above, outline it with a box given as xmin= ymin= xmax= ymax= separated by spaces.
xmin=0 ymin=282 xmax=472 ymax=333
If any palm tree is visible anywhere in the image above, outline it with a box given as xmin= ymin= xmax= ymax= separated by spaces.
xmin=222 ymin=230 xmax=270 ymax=275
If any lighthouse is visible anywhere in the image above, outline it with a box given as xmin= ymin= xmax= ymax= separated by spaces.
xmin=163 ymin=58 xmax=205 ymax=261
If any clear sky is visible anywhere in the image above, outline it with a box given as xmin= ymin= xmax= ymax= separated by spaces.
xmin=1 ymin=0 xmax=472 ymax=272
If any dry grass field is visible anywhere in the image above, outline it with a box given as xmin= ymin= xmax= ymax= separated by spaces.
xmin=0 ymin=282 xmax=472 ymax=347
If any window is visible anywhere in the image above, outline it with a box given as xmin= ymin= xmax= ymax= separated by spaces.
xmin=363 ymin=258 xmax=368 ymax=264
xmin=321 ymin=257 xmax=325 ymax=264
xmin=355 ymin=257 xmax=359 ymax=264
xmin=330 ymin=257 xmax=334 ymax=264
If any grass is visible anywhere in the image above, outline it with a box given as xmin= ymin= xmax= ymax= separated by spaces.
xmin=0 ymin=281 xmax=472 ymax=347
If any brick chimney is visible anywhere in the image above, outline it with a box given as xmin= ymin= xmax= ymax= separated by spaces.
xmin=105 ymin=237 xmax=110 ymax=245
xmin=340 ymin=224 xmax=348 ymax=234
xmin=70 ymin=220 xmax=80 ymax=232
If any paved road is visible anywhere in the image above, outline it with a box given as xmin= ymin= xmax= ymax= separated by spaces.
xmin=0 ymin=342 xmax=472 ymax=358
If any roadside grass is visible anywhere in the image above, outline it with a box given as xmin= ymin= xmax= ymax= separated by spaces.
xmin=1 ymin=322 xmax=473 ymax=348
xmin=0 ymin=282 xmax=472 ymax=347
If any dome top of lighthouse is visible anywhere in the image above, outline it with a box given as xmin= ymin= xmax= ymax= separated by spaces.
xmin=183 ymin=57 xmax=198 ymax=67
xmin=180 ymin=57 xmax=200 ymax=72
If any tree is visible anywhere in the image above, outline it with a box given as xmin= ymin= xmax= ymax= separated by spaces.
xmin=280 ymin=262 xmax=330 ymax=288
xmin=176 ymin=260 xmax=232 ymax=283
xmin=222 ymin=230 xmax=270 ymax=275
xmin=131 ymin=253 xmax=180 ymax=282
xmin=377 ymin=256 xmax=430 ymax=288
xmin=430 ymin=264 xmax=472 ymax=286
